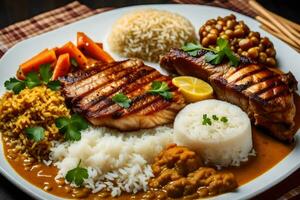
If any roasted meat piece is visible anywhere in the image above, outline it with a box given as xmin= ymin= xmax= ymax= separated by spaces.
xmin=60 ymin=59 xmax=185 ymax=131
xmin=160 ymin=49 xmax=298 ymax=142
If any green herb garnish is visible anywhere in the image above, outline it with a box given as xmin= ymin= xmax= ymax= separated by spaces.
xmin=181 ymin=38 xmax=239 ymax=67
xmin=202 ymin=114 xmax=212 ymax=126
xmin=47 ymin=80 xmax=61 ymax=91
xmin=112 ymin=93 xmax=132 ymax=108
xmin=212 ymin=115 xmax=219 ymax=121
xmin=220 ymin=116 xmax=228 ymax=123
xmin=148 ymin=81 xmax=172 ymax=100
xmin=24 ymin=72 xmax=41 ymax=89
xmin=39 ymin=64 xmax=52 ymax=84
xmin=65 ymin=160 xmax=88 ymax=186
xmin=4 ymin=63 xmax=61 ymax=93
xmin=70 ymin=58 xmax=78 ymax=67
xmin=55 ymin=114 xmax=89 ymax=141
xmin=4 ymin=78 xmax=26 ymax=94
xmin=25 ymin=126 xmax=45 ymax=142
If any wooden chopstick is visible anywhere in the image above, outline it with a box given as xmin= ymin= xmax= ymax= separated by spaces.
xmin=249 ymin=0 xmax=300 ymax=47
xmin=260 ymin=25 xmax=300 ymax=52
xmin=271 ymin=11 xmax=300 ymax=33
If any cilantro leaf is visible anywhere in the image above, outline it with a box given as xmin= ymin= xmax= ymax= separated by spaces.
xmin=25 ymin=72 xmax=41 ymax=88
xmin=55 ymin=114 xmax=89 ymax=141
xmin=25 ymin=126 xmax=45 ymax=142
xmin=70 ymin=58 xmax=78 ymax=67
xmin=39 ymin=64 xmax=52 ymax=84
xmin=4 ymin=78 xmax=26 ymax=94
xmin=112 ymin=93 xmax=132 ymax=108
xmin=148 ymin=81 xmax=172 ymax=100
xmin=202 ymin=114 xmax=212 ymax=126
xmin=205 ymin=52 xmax=219 ymax=63
xmin=212 ymin=115 xmax=219 ymax=121
xmin=65 ymin=160 xmax=88 ymax=186
xmin=47 ymin=80 xmax=61 ymax=91
xmin=224 ymin=47 xmax=239 ymax=67
xmin=181 ymin=43 xmax=202 ymax=52
xmin=220 ymin=116 xmax=228 ymax=123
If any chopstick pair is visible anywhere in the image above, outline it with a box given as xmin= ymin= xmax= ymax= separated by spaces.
xmin=248 ymin=0 xmax=300 ymax=52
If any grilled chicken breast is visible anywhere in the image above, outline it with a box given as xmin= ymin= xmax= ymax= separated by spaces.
xmin=60 ymin=59 xmax=185 ymax=131
xmin=160 ymin=49 xmax=298 ymax=142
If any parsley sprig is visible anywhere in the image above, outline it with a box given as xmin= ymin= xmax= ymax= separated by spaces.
xmin=25 ymin=126 xmax=45 ymax=142
xmin=55 ymin=114 xmax=89 ymax=141
xmin=202 ymin=114 xmax=229 ymax=126
xmin=65 ymin=160 xmax=88 ymax=186
xmin=148 ymin=81 xmax=172 ymax=100
xmin=4 ymin=64 xmax=61 ymax=94
xmin=112 ymin=93 xmax=132 ymax=108
xmin=181 ymin=38 xmax=239 ymax=67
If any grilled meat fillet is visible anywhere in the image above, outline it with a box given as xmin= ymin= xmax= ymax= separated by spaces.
xmin=60 ymin=59 xmax=185 ymax=131
xmin=160 ymin=49 xmax=298 ymax=142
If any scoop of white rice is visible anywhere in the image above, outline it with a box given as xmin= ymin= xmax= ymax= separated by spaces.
xmin=174 ymin=99 xmax=254 ymax=167
xmin=50 ymin=126 xmax=174 ymax=196
xmin=108 ymin=9 xmax=196 ymax=62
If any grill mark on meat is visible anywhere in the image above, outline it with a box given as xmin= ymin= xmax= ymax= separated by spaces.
xmin=73 ymin=66 xmax=154 ymax=110
xmin=226 ymin=65 xmax=261 ymax=83
xmin=259 ymin=84 xmax=287 ymax=100
xmin=87 ymin=76 xmax=170 ymax=118
xmin=63 ymin=60 xmax=143 ymax=98
xmin=235 ymin=70 xmax=273 ymax=86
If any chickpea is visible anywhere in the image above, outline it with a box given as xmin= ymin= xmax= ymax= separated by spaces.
xmin=207 ymin=33 xmax=217 ymax=43
xmin=210 ymin=28 xmax=219 ymax=35
xmin=217 ymin=20 xmax=225 ymax=26
xmin=234 ymin=29 xmax=245 ymax=37
xmin=226 ymin=20 xmax=235 ymax=29
xmin=224 ymin=29 xmax=234 ymax=39
xmin=220 ymin=34 xmax=229 ymax=40
xmin=250 ymin=36 xmax=259 ymax=46
xmin=229 ymin=14 xmax=236 ymax=20
xmin=249 ymin=31 xmax=260 ymax=38
xmin=237 ymin=48 xmax=243 ymax=54
xmin=215 ymin=24 xmax=223 ymax=31
xmin=241 ymin=51 xmax=248 ymax=57
xmin=202 ymin=37 xmax=210 ymax=47
xmin=258 ymin=43 xmax=265 ymax=52
xmin=205 ymin=25 xmax=212 ymax=32
xmin=261 ymin=37 xmax=271 ymax=47
xmin=266 ymin=57 xmax=276 ymax=66
xmin=259 ymin=52 xmax=267 ymax=63
xmin=266 ymin=48 xmax=276 ymax=57
xmin=248 ymin=47 xmax=259 ymax=58
xmin=202 ymin=31 xmax=208 ymax=37
xmin=239 ymin=38 xmax=253 ymax=50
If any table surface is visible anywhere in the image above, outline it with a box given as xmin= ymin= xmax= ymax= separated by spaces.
xmin=0 ymin=0 xmax=299 ymax=200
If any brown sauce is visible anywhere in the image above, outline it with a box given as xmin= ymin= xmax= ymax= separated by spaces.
xmin=2 ymin=95 xmax=299 ymax=199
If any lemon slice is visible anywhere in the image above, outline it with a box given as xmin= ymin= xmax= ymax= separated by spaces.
xmin=172 ymin=76 xmax=213 ymax=102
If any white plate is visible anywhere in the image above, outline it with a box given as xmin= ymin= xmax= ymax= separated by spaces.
xmin=0 ymin=4 xmax=299 ymax=200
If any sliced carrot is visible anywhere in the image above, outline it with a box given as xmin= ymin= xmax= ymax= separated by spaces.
xmin=57 ymin=41 xmax=88 ymax=69
xmin=19 ymin=48 xmax=56 ymax=75
xmin=77 ymin=32 xmax=114 ymax=63
xmin=52 ymin=53 xmax=71 ymax=80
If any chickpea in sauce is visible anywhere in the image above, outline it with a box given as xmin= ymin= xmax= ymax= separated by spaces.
xmin=199 ymin=14 xmax=277 ymax=67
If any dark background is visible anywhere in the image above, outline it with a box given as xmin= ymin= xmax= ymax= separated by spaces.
xmin=0 ymin=0 xmax=299 ymax=200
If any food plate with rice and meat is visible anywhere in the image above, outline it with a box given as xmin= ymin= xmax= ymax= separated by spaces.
xmin=0 ymin=4 xmax=299 ymax=200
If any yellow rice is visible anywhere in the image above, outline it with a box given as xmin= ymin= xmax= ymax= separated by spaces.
xmin=0 ymin=86 xmax=70 ymax=160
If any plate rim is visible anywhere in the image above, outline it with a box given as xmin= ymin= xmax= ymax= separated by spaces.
xmin=0 ymin=4 xmax=299 ymax=200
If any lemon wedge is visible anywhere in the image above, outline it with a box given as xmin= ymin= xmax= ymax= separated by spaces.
xmin=172 ymin=76 xmax=213 ymax=102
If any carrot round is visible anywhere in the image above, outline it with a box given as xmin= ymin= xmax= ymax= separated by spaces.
xmin=77 ymin=32 xmax=114 ymax=63
xmin=19 ymin=49 xmax=57 ymax=75
xmin=52 ymin=53 xmax=71 ymax=80
xmin=57 ymin=41 xmax=88 ymax=69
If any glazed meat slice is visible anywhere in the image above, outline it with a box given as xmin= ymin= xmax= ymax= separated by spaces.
xmin=160 ymin=49 xmax=298 ymax=142
xmin=61 ymin=59 xmax=185 ymax=131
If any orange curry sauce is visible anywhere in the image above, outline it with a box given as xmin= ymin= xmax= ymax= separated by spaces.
xmin=2 ymin=95 xmax=299 ymax=199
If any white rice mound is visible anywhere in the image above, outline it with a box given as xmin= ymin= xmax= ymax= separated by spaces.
xmin=174 ymin=99 xmax=254 ymax=167
xmin=50 ymin=126 xmax=174 ymax=196
xmin=108 ymin=9 xmax=196 ymax=62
